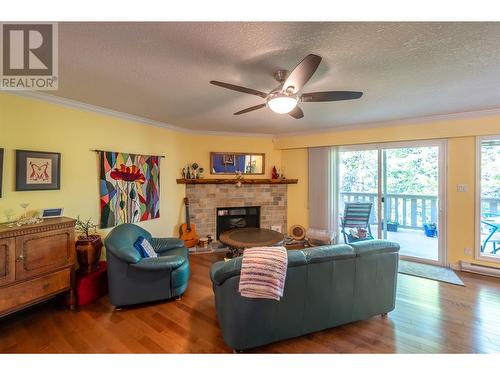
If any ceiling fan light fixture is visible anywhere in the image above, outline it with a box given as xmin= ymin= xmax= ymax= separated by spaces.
xmin=267 ymin=92 xmax=298 ymax=114
xmin=210 ymin=54 xmax=362 ymax=119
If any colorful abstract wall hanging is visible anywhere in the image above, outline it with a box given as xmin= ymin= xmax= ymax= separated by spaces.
xmin=99 ymin=151 xmax=160 ymax=228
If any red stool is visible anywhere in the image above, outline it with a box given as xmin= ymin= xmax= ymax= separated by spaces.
xmin=75 ymin=261 xmax=108 ymax=307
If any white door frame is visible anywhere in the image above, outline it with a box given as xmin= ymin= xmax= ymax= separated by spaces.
xmin=475 ymin=135 xmax=500 ymax=264
xmin=339 ymin=139 xmax=448 ymax=266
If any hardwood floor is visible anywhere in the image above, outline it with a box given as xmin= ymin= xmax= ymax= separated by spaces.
xmin=1 ymin=252 xmax=500 ymax=353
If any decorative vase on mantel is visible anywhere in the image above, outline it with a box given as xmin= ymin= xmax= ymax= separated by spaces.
xmin=272 ymin=166 xmax=279 ymax=179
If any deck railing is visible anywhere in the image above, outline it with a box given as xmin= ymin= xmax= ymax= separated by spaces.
xmin=340 ymin=192 xmax=500 ymax=229
xmin=340 ymin=192 xmax=438 ymax=229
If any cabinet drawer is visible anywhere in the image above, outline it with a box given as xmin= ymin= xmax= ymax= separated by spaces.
xmin=16 ymin=228 xmax=75 ymax=281
xmin=0 ymin=269 xmax=71 ymax=313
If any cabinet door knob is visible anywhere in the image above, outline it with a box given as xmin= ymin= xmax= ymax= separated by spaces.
xmin=43 ymin=282 xmax=49 ymax=289
xmin=16 ymin=254 xmax=25 ymax=262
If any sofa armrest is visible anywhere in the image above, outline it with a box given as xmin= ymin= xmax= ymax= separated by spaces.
xmin=348 ymin=239 xmax=400 ymax=257
xmin=210 ymin=257 xmax=243 ymax=286
xmin=151 ymin=237 xmax=185 ymax=253
xmin=130 ymin=255 xmax=185 ymax=271
xmin=105 ymin=244 xmax=142 ymax=264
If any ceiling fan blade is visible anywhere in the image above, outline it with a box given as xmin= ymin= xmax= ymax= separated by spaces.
xmin=301 ymin=91 xmax=363 ymax=102
xmin=210 ymin=80 xmax=268 ymax=99
xmin=288 ymin=106 xmax=304 ymax=119
xmin=282 ymin=54 xmax=322 ymax=94
xmin=233 ymin=103 xmax=267 ymax=115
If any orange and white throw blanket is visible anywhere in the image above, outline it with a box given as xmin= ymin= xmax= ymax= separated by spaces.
xmin=238 ymin=246 xmax=288 ymax=301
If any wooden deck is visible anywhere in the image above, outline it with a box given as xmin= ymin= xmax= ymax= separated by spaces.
xmin=341 ymin=225 xmax=499 ymax=260
xmin=340 ymin=225 xmax=439 ymax=261
xmin=1 ymin=252 xmax=500 ymax=353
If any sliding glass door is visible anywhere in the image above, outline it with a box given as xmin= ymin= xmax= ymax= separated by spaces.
xmin=338 ymin=141 xmax=446 ymax=265
xmin=338 ymin=148 xmax=379 ymax=243
xmin=381 ymin=145 xmax=443 ymax=263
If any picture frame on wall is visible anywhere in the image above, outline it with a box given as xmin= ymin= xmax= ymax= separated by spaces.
xmin=16 ymin=150 xmax=61 ymax=191
xmin=0 ymin=148 xmax=4 ymax=198
xmin=41 ymin=208 xmax=64 ymax=218
xmin=210 ymin=152 xmax=265 ymax=175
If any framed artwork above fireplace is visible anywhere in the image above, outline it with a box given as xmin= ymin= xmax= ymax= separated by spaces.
xmin=210 ymin=152 xmax=265 ymax=175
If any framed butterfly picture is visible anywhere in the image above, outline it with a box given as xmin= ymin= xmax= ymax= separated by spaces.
xmin=16 ymin=150 xmax=61 ymax=191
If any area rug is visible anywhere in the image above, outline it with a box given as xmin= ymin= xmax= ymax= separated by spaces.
xmin=398 ymin=259 xmax=465 ymax=286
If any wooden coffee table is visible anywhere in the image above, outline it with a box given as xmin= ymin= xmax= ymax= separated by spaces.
xmin=219 ymin=228 xmax=285 ymax=256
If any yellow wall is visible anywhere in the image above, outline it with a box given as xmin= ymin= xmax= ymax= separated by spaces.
xmin=2 ymin=91 xmax=499 ymax=269
xmin=274 ymin=115 xmax=500 ymax=150
xmin=446 ymin=137 xmax=477 ymax=267
xmin=183 ymin=135 xmax=280 ymax=178
xmin=0 ymin=93 xmax=281 ymax=240
xmin=279 ymin=116 xmax=500 ymax=268
xmin=281 ymin=148 xmax=309 ymax=229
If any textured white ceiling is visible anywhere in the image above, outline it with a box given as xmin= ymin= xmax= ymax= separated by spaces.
xmin=51 ymin=22 xmax=500 ymax=134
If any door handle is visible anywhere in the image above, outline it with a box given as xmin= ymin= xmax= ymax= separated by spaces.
xmin=16 ymin=254 xmax=25 ymax=262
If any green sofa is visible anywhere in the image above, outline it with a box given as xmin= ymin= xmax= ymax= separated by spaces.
xmin=210 ymin=239 xmax=399 ymax=351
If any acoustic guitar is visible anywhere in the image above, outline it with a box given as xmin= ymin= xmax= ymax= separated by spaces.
xmin=179 ymin=197 xmax=199 ymax=248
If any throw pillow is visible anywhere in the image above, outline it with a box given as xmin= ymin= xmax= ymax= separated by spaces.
xmin=133 ymin=236 xmax=158 ymax=258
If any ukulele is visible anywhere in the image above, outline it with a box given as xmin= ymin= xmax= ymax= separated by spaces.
xmin=179 ymin=197 xmax=199 ymax=248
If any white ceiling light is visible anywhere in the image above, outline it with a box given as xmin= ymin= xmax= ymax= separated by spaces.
xmin=267 ymin=92 xmax=298 ymax=114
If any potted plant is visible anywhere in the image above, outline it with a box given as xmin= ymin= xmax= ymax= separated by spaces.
xmin=423 ymin=223 xmax=438 ymax=238
xmin=75 ymin=216 xmax=102 ymax=274
xmin=385 ymin=220 xmax=399 ymax=232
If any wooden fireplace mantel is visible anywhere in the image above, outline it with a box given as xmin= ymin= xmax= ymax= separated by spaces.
xmin=176 ymin=178 xmax=298 ymax=185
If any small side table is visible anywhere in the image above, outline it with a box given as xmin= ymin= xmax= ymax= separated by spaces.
xmin=219 ymin=228 xmax=285 ymax=257
xmin=481 ymin=220 xmax=500 ymax=254
xmin=75 ymin=261 xmax=108 ymax=307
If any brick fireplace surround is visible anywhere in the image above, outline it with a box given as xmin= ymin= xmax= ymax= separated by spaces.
xmin=185 ymin=183 xmax=288 ymax=239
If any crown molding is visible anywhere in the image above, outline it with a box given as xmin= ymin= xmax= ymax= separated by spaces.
xmin=7 ymin=91 xmax=500 ymax=140
xmin=272 ymin=107 xmax=500 ymax=139
xmin=7 ymin=91 xmax=275 ymax=139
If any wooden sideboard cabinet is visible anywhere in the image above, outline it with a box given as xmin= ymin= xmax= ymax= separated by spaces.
xmin=0 ymin=217 xmax=76 ymax=318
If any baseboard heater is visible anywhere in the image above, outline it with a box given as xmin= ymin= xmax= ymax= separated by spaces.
xmin=460 ymin=261 xmax=500 ymax=278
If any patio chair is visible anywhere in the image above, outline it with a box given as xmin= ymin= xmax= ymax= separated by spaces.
xmin=481 ymin=219 xmax=500 ymax=254
xmin=340 ymin=202 xmax=374 ymax=243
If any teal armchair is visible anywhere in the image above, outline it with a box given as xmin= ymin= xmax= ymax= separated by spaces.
xmin=105 ymin=223 xmax=190 ymax=307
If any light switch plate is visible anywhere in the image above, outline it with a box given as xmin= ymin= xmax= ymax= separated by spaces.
xmin=457 ymin=184 xmax=468 ymax=192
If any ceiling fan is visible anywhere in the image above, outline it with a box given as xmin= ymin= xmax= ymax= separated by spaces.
xmin=210 ymin=54 xmax=362 ymax=119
